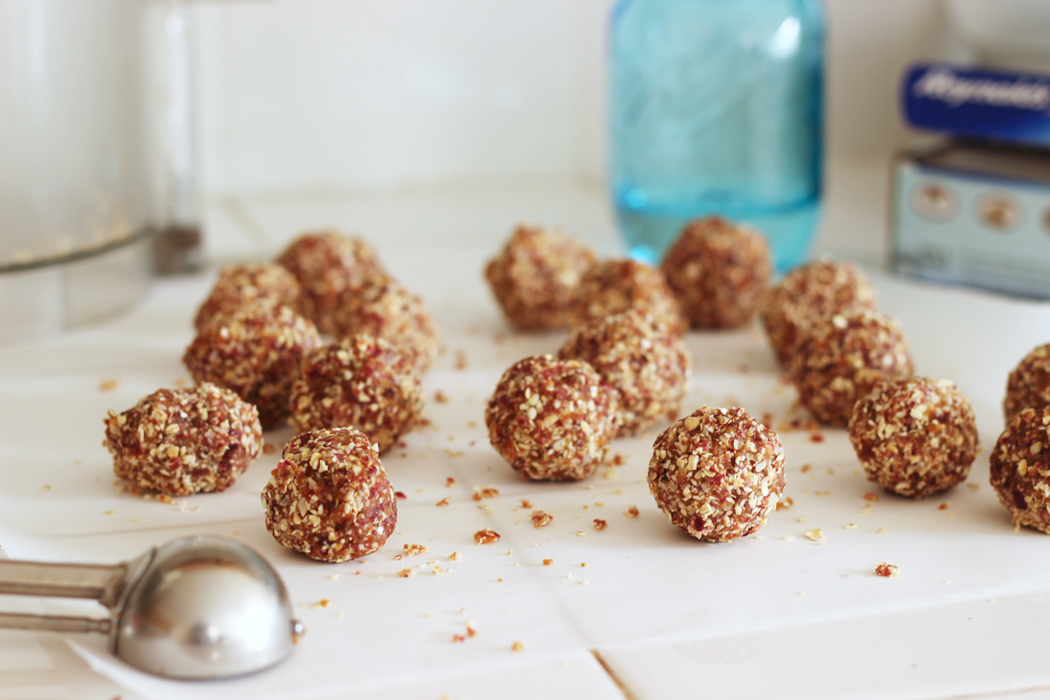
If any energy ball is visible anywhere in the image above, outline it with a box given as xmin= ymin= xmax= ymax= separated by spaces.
xmin=290 ymin=335 xmax=423 ymax=453
xmin=183 ymin=303 xmax=321 ymax=429
xmin=332 ymin=276 xmax=439 ymax=374
xmin=484 ymin=224 xmax=598 ymax=331
xmin=760 ymin=259 xmax=877 ymax=366
xmin=570 ymin=259 xmax=687 ymax=337
xmin=849 ymin=378 xmax=977 ymax=498
xmin=193 ymin=262 xmax=303 ymax=332
xmin=790 ymin=308 xmax=913 ymax=427
xmin=660 ymin=216 xmax=772 ymax=329
xmin=989 ymin=407 xmax=1050 ymax=533
xmin=1004 ymin=343 xmax=1050 ymax=425
xmin=104 ymin=383 xmax=262 ymax=495
xmin=648 ymin=406 xmax=785 ymax=542
xmin=262 ymin=427 xmax=396 ymax=562
xmin=557 ymin=310 xmax=691 ymax=436
xmin=276 ymin=231 xmax=384 ymax=334
xmin=485 ymin=355 xmax=620 ymax=481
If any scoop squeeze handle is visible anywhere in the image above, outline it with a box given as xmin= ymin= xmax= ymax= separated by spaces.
xmin=0 ymin=560 xmax=127 ymax=601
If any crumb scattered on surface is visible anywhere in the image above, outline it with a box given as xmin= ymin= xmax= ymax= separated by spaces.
xmin=531 ymin=511 xmax=554 ymax=527
xmin=474 ymin=529 xmax=500 ymax=544
xmin=875 ymin=562 xmax=900 ymax=578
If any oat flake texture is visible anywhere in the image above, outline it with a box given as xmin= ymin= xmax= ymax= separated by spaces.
xmin=660 ymin=216 xmax=772 ymax=329
xmin=104 ymin=382 xmax=262 ymax=496
xmin=760 ymin=259 xmax=876 ymax=367
xmin=182 ymin=302 xmax=321 ymax=429
xmin=262 ymin=427 xmax=397 ymax=562
xmin=849 ymin=377 xmax=977 ymax=498
xmin=1004 ymin=343 xmax=1050 ymax=426
xmin=290 ymin=334 xmax=423 ymax=453
xmin=276 ymin=230 xmax=385 ymax=335
xmin=193 ymin=262 xmax=303 ymax=332
xmin=558 ymin=309 xmax=691 ymax=436
xmin=485 ymin=354 xmax=620 ymax=481
xmin=569 ymin=258 xmax=687 ymax=337
xmin=484 ymin=224 xmax=597 ymax=331
xmin=989 ymin=407 xmax=1050 ymax=534
xmin=331 ymin=276 xmax=439 ymax=374
xmin=648 ymin=406 xmax=785 ymax=542
xmin=790 ymin=308 xmax=913 ymax=427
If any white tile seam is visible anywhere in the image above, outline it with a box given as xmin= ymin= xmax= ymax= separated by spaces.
xmin=591 ymin=649 xmax=640 ymax=700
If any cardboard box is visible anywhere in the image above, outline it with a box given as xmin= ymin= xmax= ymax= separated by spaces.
xmin=890 ymin=141 xmax=1050 ymax=299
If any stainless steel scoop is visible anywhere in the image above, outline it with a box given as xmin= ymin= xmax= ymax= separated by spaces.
xmin=0 ymin=535 xmax=302 ymax=679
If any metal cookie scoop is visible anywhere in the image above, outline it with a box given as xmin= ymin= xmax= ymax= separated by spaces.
xmin=0 ymin=535 xmax=301 ymax=679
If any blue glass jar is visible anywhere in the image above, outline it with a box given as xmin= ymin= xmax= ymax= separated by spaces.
xmin=610 ymin=0 xmax=824 ymax=272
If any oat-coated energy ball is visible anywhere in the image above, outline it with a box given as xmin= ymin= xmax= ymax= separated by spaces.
xmin=557 ymin=310 xmax=691 ymax=436
xmin=849 ymin=378 xmax=977 ymax=498
xmin=569 ymin=259 xmax=687 ymax=337
xmin=193 ymin=262 xmax=303 ymax=332
xmin=276 ymin=231 xmax=384 ymax=334
xmin=989 ymin=407 xmax=1050 ymax=533
xmin=484 ymin=224 xmax=598 ymax=331
xmin=332 ymin=276 xmax=439 ymax=374
xmin=648 ymin=406 xmax=785 ymax=542
xmin=262 ymin=427 xmax=397 ymax=562
xmin=104 ymin=383 xmax=262 ymax=495
xmin=1004 ymin=343 xmax=1050 ymax=425
xmin=660 ymin=216 xmax=772 ymax=329
xmin=485 ymin=355 xmax=620 ymax=481
xmin=290 ymin=335 xmax=423 ymax=453
xmin=790 ymin=308 xmax=914 ymax=427
xmin=182 ymin=303 xmax=321 ymax=429
xmin=760 ymin=259 xmax=877 ymax=366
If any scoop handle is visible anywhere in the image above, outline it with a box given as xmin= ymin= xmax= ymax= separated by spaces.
xmin=0 ymin=611 xmax=111 ymax=634
xmin=0 ymin=560 xmax=127 ymax=602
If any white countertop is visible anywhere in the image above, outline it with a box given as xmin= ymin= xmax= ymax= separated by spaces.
xmin=4 ymin=169 xmax=1050 ymax=700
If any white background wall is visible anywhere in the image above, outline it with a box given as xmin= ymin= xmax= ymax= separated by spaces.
xmin=189 ymin=0 xmax=970 ymax=198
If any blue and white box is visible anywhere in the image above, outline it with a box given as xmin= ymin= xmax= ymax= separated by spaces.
xmin=891 ymin=141 xmax=1050 ymax=299
xmin=903 ymin=64 xmax=1050 ymax=148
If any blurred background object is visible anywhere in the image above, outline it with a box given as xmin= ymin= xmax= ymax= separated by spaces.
xmin=0 ymin=0 xmax=204 ymax=341
xmin=146 ymin=0 xmax=203 ymax=275
xmin=8 ymin=0 xmax=1044 ymax=340
xmin=890 ymin=1 xmax=1050 ymax=299
xmin=609 ymin=0 xmax=825 ymax=272
xmin=0 ymin=0 xmax=152 ymax=341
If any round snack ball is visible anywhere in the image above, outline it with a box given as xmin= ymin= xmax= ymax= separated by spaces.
xmin=1004 ymin=343 xmax=1050 ymax=425
xmin=485 ymin=354 xmax=620 ymax=481
xmin=484 ymin=224 xmax=598 ymax=331
xmin=276 ymin=231 xmax=384 ymax=334
xmin=648 ymin=406 xmax=785 ymax=542
xmin=290 ymin=334 xmax=423 ymax=453
xmin=193 ymin=262 xmax=303 ymax=332
xmin=182 ymin=303 xmax=321 ymax=429
xmin=848 ymin=377 xmax=977 ymax=498
xmin=557 ymin=310 xmax=691 ymax=436
xmin=570 ymin=259 xmax=687 ymax=337
xmin=262 ymin=427 xmax=396 ymax=562
xmin=660 ymin=216 xmax=772 ymax=329
xmin=760 ymin=259 xmax=877 ymax=366
xmin=332 ymin=276 xmax=439 ymax=374
xmin=989 ymin=407 xmax=1050 ymax=533
xmin=104 ymin=383 xmax=262 ymax=495
xmin=790 ymin=308 xmax=913 ymax=427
